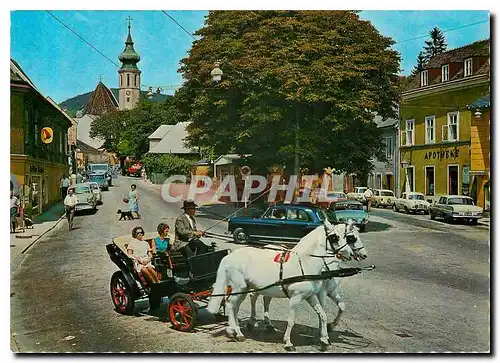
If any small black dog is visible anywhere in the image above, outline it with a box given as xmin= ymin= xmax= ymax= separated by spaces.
xmin=117 ymin=209 xmax=134 ymax=220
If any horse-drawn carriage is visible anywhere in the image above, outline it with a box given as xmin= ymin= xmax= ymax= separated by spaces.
xmin=106 ymin=233 xmax=229 ymax=331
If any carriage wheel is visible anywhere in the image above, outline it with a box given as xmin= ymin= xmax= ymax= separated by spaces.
xmin=110 ymin=271 xmax=135 ymax=315
xmin=168 ymin=293 xmax=198 ymax=332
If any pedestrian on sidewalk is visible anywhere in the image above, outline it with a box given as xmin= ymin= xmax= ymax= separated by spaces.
xmin=10 ymin=190 xmax=20 ymax=233
xmin=60 ymin=175 xmax=70 ymax=200
xmin=364 ymin=187 xmax=374 ymax=212
xmin=128 ymin=184 xmax=140 ymax=219
xmin=64 ymin=188 xmax=78 ymax=230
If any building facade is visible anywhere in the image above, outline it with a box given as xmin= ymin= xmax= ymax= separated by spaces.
xmin=468 ymin=94 xmax=490 ymax=210
xmin=11 ymin=59 xmax=73 ymax=217
xmin=368 ymin=116 xmax=398 ymax=192
xmin=399 ymin=39 xmax=489 ymax=202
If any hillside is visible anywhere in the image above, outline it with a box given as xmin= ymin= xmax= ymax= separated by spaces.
xmin=59 ymin=88 xmax=171 ymax=116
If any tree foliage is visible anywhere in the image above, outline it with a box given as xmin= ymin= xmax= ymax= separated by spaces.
xmin=142 ymin=154 xmax=194 ymax=177
xmin=411 ymin=51 xmax=426 ymax=76
xmin=423 ymin=27 xmax=447 ymax=61
xmin=89 ymin=96 xmax=179 ymax=158
xmin=176 ymin=11 xmax=400 ymax=176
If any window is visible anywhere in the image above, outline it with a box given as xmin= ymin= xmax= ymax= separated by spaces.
xmin=420 ymin=70 xmax=428 ymax=86
xmin=442 ymin=64 xmax=449 ymax=82
xmin=445 ymin=112 xmax=459 ymax=141
xmin=135 ymin=74 xmax=138 ymax=87
xmin=127 ymin=74 xmax=130 ymax=86
xmin=385 ymin=137 xmax=393 ymax=159
xmin=59 ymin=131 xmax=63 ymax=154
xmin=439 ymin=197 xmax=446 ymax=205
xmin=120 ymin=74 xmax=122 ymax=86
xmin=127 ymin=97 xmax=130 ymax=103
xmin=464 ymin=58 xmax=473 ymax=77
xmin=405 ymin=120 xmax=415 ymax=146
xmin=425 ymin=116 xmax=435 ymax=144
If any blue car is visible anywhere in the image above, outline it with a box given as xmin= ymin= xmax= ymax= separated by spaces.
xmin=228 ymin=203 xmax=329 ymax=244
xmin=326 ymin=200 xmax=369 ymax=232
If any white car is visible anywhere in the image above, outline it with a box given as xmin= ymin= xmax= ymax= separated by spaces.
xmin=347 ymin=187 xmax=368 ymax=204
xmin=393 ymin=192 xmax=430 ymax=214
xmin=430 ymin=195 xmax=483 ymax=224
xmin=68 ymin=184 xmax=98 ymax=212
xmin=372 ymin=189 xmax=395 ymax=208
xmin=87 ymin=182 xmax=103 ymax=205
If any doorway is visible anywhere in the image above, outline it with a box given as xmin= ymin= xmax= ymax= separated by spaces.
xmin=30 ymin=175 xmax=43 ymax=216
xmin=448 ymin=165 xmax=459 ymax=195
xmin=386 ymin=174 xmax=393 ymax=191
xmin=425 ymin=166 xmax=435 ymax=196
xmin=407 ymin=166 xmax=415 ymax=192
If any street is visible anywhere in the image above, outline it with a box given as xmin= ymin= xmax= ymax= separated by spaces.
xmin=10 ymin=176 xmax=490 ymax=353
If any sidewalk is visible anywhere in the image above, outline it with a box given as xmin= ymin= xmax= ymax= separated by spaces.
xmin=478 ymin=217 xmax=490 ymax=228
xmin=10 ymin=203 xmax=65 ymax=266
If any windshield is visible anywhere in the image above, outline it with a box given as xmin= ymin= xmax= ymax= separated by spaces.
xmin=90 ymin=175 xmax=105 ymax=182
xmin=72 ymin=186 xmax=90 ymax=194
xmin=448 ymin=197 xmax=474 ymax=205
xmin=334 ymin=203 xmax=363 ymax=211
xmin=316 ymin=209 xmax=329 ymax=222
xmin=409 ymin=194 xmax=425 ymax=200
xmin=90 ymin=164 xmax=108 ymax=172
xmin=356 ymin=188 xmax=367 ymax=193
xmin=381 ymin=191 xmax=394 ymax=196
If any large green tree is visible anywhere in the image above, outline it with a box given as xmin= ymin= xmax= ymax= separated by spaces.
xmin=411 ymin=51 xmax=427 ymax=76
xmin=423 ymin=27 xmax=447 ymax=61
xmin=176 ymin=11 xmax=400 ymax=176
xmin=90 ymin=96 xmax=179 ymax=158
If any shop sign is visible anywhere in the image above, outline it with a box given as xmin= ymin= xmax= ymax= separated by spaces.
xmin=424 ymin=148 xmax=459 ymax=160
xmin=29 ymin=165 xmax=45 ymax=174
xmin=41 ymin=127 xmax=53 ymax=144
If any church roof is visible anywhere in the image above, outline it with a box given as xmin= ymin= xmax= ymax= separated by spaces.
xmin=84 ymin=81 xmax=119 ymax=116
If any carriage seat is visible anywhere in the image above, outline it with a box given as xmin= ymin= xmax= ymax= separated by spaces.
xmin=113 ymin=232 xmax=157 ymax=256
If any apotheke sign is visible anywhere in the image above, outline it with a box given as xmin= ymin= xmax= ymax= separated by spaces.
xmin=424 ymin=148 xmax=460 ymax=160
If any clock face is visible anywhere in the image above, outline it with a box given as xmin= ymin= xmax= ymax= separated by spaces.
xmin=125 ymin=90 xmax=131 ymax=96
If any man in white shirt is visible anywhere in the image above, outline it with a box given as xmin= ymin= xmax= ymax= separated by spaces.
xmin=363 ymin=187 xmax=374 ymax=212
xmin=60 ymin=175 xmax=70 ymax=200
xmin=63 ymin=188 xmax=78 ymax=230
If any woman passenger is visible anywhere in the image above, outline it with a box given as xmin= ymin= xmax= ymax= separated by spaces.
xmin=152 ymin=222 xmax=171 ymax=254
xmin=127 ymin=226 xmax=160 ymax=284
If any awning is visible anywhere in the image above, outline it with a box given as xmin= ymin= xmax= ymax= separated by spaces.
xmin=468 ymin=94 xmax=490 ymax=110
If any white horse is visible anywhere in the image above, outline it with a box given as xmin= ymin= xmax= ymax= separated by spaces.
xmin=248 ymin=220 xmax=368 ymax=337
xmin=207 ymin=218 xmax=354 ymax=351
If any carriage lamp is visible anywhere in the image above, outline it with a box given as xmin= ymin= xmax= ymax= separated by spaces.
xmin=156 ymin=87 xmax=162 ymax=95
xmin=146 ymin=87 xmax=153 ymax=99
xmin=211 ymin=62 xmax=223 ymax=83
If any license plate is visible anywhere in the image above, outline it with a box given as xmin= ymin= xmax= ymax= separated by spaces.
xmin=465 ymin=212 xmax=472 ymax=216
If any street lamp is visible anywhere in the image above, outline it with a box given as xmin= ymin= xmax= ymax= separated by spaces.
xmin=146 ymin=87 xmax=153 ymax=99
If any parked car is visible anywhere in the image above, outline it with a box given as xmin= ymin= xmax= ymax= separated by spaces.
xmin=87 ymin=182 xmax=103 ymax=205
xmin=393 ymin=192 xmax=430 ymax=214
xmin=67 ymin=183 xmax=98 ymax=213
xmin=326 ymin=200 xmax=369 ymax=232
xmin=89 ymin=172 xmax=108 ymax=191
xmin=372 ymin=189 xmax=395 ymax=208
xmin=347 ymin=187 xmax=368 ymax=204
xmin=317 ymin=191 xmax=348 ymax=209
xmin=228 ymin=204 xmax=329 ymax=244
xmin=430 ymin=195 xmax=483 ymax=224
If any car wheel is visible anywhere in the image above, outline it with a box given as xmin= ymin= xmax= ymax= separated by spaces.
xmin=110 ymin=271 xmax=135 ymax=315
xmin=404 ymin=206 xmax=409 ymax=214
xmin=233 ymin=228 xmax=249 ymax=244
xmin=470 ymin=219 xmax=478 ymax=225
xmin=393 ymin=204 xmax=399 ymax=212
xmin=430 ymin=212 xmax=436 ymax=220
xmin=444 ymin=214 xmax=452 ymax=223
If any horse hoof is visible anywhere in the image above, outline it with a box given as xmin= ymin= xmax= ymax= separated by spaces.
xmin=226 ymin=328 xmax=236 ymax=338
xmin=284 ymin=345 xmax=295 ymax=352
xmin=319 ymin=342 xmax=329 ymax=352
xmin=236 ymin=335 xmax=246 ymax=342
xmin=327 ymin=323 xmax=334 ymax=333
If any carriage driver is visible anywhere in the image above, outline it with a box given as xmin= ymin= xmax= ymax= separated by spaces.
xmin=173 ymin=200 xmax=211 ymax=258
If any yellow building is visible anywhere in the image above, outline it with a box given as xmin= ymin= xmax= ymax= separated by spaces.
xmin=11 ymin=59 xmax=73 ymax=217
xmin=468 ymin=94 xmax=490 ymax=210
xmin=399 ymin=40 xmax=489 ymax=202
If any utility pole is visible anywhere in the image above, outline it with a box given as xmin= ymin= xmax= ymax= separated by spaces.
xmin=294 ymin=117 xmax=300 ymax=177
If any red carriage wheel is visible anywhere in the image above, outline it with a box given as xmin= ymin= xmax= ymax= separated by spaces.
xmin=168 ymin=293 xmax=198 ymax=332
xmin=110 ymin=271 xmax=135 ymax=315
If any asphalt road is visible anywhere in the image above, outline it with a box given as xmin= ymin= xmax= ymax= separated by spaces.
xmin=10 ymin=176 xmax=490 ymax=353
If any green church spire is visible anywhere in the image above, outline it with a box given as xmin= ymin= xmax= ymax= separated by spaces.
xmin=118 ymin=17 xmax=140 ymax=70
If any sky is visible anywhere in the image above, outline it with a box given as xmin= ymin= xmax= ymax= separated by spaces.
xmin=10 ymin=10 xmax=490 ymax=104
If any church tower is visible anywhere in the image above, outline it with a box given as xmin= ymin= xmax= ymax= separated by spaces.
xmin=118 ymin=19 xmax=141 ymax=110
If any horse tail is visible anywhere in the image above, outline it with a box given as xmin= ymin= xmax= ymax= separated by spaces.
xmin=207 ymin=258 xmax=228 ymax=314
